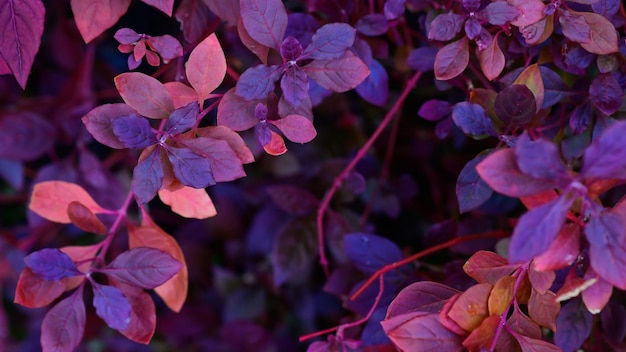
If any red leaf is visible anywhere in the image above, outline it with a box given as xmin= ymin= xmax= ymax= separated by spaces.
xmin=269 ymin=114 xmax=317 ymax=143
xmin=82 ymin=103 xmax=137 ymax=149
xmin=0 ymin=0 xmax=45 ymax=88
xmin=381 ymin=311 xmax=463 ymax=351
xmin=448 ymin=283 xmax=492 ymax=331
xmin=263 ymin=130 xmax=287 ymax=156
xmin=528 ymin=262 xmax=555 ymax=294
xmin=528 ymin=289 xmax=559 ymax=332
xmin=302 ymin=51 xmax=370 ymax=92
xmin=67 ymin=201 xmax=107 ymax=235
xmin=438 ymin=293 xmax=468 ymax=335
xmin=533 ymin=223 xmax=580 ymax=272
xmin=386 ymin=281 xmax=459 ymax=318
xmin=41 ymin=286 xmax=85 ymax=352
xmin=516 ymin=335 xmax=561 ymax=352
xmin=240 ymin=0 xmax=288 ymax=50
xmin=114 ymin=72 xmax=174 ymax=119
xmin=186 ymin=33 xmax=226 ymax=103
xmin=554 ymin=268 xmax=597 ymax=302
xmin=112 ymin=281 xmax=156 ymax=344
xmin=195 ymin=126 xmax=255 ymax=164
xmin=30 ymin=181 xmax=106 ymax=224
xmin=477 ymin=38 xmax=505 ymax=81
xmin=140 ymin=0 xmax=174 ymax=16
xmin=70 ymin=0 xmax=131 ymax=43
xmin=463 ymin=250 xmax=519 ymax=285
xmin=14 ymin=268 xmax=65 ymax=308
xmin=158 ymin=186 xmax=217 ymax=219
xmin=434 ymin=38 xmax=469 ymax=81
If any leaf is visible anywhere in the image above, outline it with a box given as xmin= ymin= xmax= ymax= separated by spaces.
xmin=82 ymin=104 xmax=137 ymax=149
xmin=512 ymin=64 xmax=544 ymax=113
xmin=280 ymin=36 xmax=303 ymax=62
xmin=507 ymin=0 xmax=546 ymax=27
xmin=438 ymin=293 xmax=469 ymax=335
xmin=167 ymin=146 xmax=214 ymax=188
xmin=280 ymin=66 xmax=309 ymax=107
xmin=114 ymin=28 xmax=140 ymax=44
xmin=195 ymin=125 xmax=255 ymax=164
xmin=483 ymin=1 xmax=520 ymax=25
xmin=386 ymin=281 xmax=460 ymax=318
xmin=559 ymin=10 xmax=592 ymax=44
xmin=140 ymin=0 xmax=174 ymax=16
xmin=586 ymin=211 xmax=626 ymax=289
xmin=515 ymin=133 xmax=569 ymax=181
xmin=70 ymin=0 xmax=131 ymax=43
xmin=555 ymin=299 xmax=593 ymax=352
xmin=114 ymin=72 xmax=174 ymax=119
xmin=235 ymin=64 xmax=283 ymax=100
xmin=478 ymin=38 xmax=505 ymax=81
xmin=434 ymin=37 xmax=469 ymax=81
xmin=271 ymin=216 xmax=318 ymax=286
xmin=186 ymin=33 xmax=226 ymax=103
xmin=448 ymin=283 xmax=492 ymax=331
xmin=166 ymin=102 xmax=199 ymax=134
xmin=581 ymin=120 xmax=626 ymax=180
xmin=520 ymin=15 xmax=554 ymax=46
xmin=14 ymin=268 xmax=66 ymax=308
xmin=132 ymin=147 xmax=165 ymax=205
xmin=581 ymin=269 xmax=612 ymax=314
xmin=91 ymin=282 xmax=131 ymax=331
xmin=0 ymin=112 xmax=55 ymax=160
xmin=41 ymin=286 xmax=85 ymax=352
xmin=462 ymin=315 xmax=499 ymax=351
xmin=263 ymin=130 xmax=287 ymax=156
xmin=508 ymin=305 xmax=542 ymax=339
xmin=100 ymin=247 xmax=182 ymax=290
xmin=111 ymin=114 xmax=157 ymax=149
xmin=0 ymin=0 xmax=45 ymax=88
xmin=265 ymin=185 xmax=318 ymax=216
xmin=534 ymin=223 xmax=580 ymax=271
xmin=463 ymin=250 xmax=518 ymax=285
xmin=178 ymin=136 xmax=246 ymax=183
xmin=204 ymin=0 xmax=239 ymax=25
xmin=67 ymin=201 xmax=107 ymax=235
xmin=516 ymin=335 xmax=562 ymax=352
xmin=149 ymin=34 xmax=183 ymax=61
xmin=476 ymin=148 xmax=556 ymax=197
xmin=384 ymin=0 xmax=405 ymax=20
xmin=528 ymin=289 xmax=559 ymax=331
xmin=456 ymin=153 xmax=494 ymax=213
xmin=302 ymin=51 xmax=370 ymax=92
xmin=528 ymin=263 xmax=555 ymax=294
xmin=592 ymin=0 xmax=620 ymax=17
xmin=343 ymin=233 xmax=404 ymax=276
xmin=589 ymin=73 xmax=623 ymax=116
xmin=240 ymin=0 xmax=288 ymax=50
xmin=158 ymin=186 xmax=217 ymax=219
xmin=494 ymin=85 xmax=536 ymax=126
xmin=488 ymin=276 xmax=515 ymax=315
xmin=406 ymin=46 xmax=438 ymax=71
xmin=164 ymin=82 xmax=199 ymax=109
xmin=30 ymin=181 xmax=106 ymax=223
xmin=355 ymin=58 xmax=389 ymax=107
xmin=238 ymin=16 xmax=270 ymax=64
xmin=576 ymin=11 xmax=619 ymax=54
xmin=269 ymin=114 xmax=317 ymax=143
xmin=216 ymin=88 xmax=259 ymax=131
xmin=451 ymin=102 xmax=496 ymax=137
xmin=129 ymin=221 xmax=188 ymax=312
xmin=381 ymin=312 xmax=463 ymax=351
xmin=112 ymin=281 xmax=156 ymax=344
xmin=554 ymin=268 xmax=597 ymax=302
xmin=303 ymin=23 xmax=356 ymax=60
xmin=355 ymin=14 xmax=388 ymax=36
xmin=427 ymin=13 xmax=464 ymax=41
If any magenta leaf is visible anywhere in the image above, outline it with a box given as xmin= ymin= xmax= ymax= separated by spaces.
xmin=83 ymin=104 xmax=138 ymax=149
xmin=581 ymin=120 xmax=626 ymax=180
xmin=356 ymin=14 xmax=389 ymax=36
xmin=149 ymin=34 xmax=183 ymax=61
xmin=428 ymin=13 xmax=464 ymax=41
xmin=589 ymin=73 xmax=623 ymax=116
xmin=240 ymin=0 xmax=287 ymax=50
xmin=581 ymin=269 xmax=612 ymax=314
xmin=386 ymin=281 xmax=459 ymax=318
xmin=0 ymin=0 xmax=45 ymax=88
xmin=355 ymin=59 xmax=389 ymax=107
xmin=302 ymin=51 xmax=369 ymax=92
xmin=515 ymin=133 xmax=569 ymax=181
xmin=91 ymin=282 xmax=131 ymax=331
xmin=456 ymin=153 xmax=494 ymax=213
xmin=101 ymin=247 xmax=182 ymax=289
xmin=483 ymin=2 xmax=520 ymax=25
xmin=559 ymin=10 xmax=592 ymax=44
xmin=555 ymin=298 xmax=593 ymax=352
xmin=41 ymin=286 xmax=85 ymax=352
xmin=381 ymin=311 xmax=463 ymax=351
xmin=24 ymin=248 xmax=82 ymax=281
xmin=165 ymin=102 xmax=199 ymax=134
xmin=303 ymin=23 xmax=356 ymax=60
xmin=269 ymin=114 xmax=317 ymax=143
xmin=166 ymin=146 xmax=215 ymax=188
xmin=111 ymin=115 xmax=157 ymax=149
xmin=271 ymin=216 xmax=317 ymax=286
xmin=280 ymin=36 xmax=303 ymax=61
xmin=406 ymin=47 xmax=438 ymax=71
xmin=586 ymin=212 xmax=626 ymax=289
xmin=235 ymin=64 xmax=283 ymax=101
xmin=131 ymin=147 xmax=164 ymax=205
xmin=216 ymin=88 xmax=259 ymax=131
xmin=280 ymin=66 xmax=309 ymax=107
xmin=384 ymin=0 xmax=406 ymax=20
xmin=0 ymin=112 xmax=55 ymax=161
xmin=343 ymin=233 xmax=403 ymax=276
xmin=451 ymin=102 xmax=496 ymax=137
xmin=179 ymin=137 xmax=246 ymax=182
xmin=434 ymin=37 xmax=469 ymax=80
xmin=114 ymin=28 xmax=140 ymax=44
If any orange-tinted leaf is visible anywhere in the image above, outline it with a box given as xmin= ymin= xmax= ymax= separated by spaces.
xmin=186 ymin=33 xmax=226 ymax=103
xmin=164 ymin=82 xmax=198 ymax=109
xmin=158 ymin=186 xmax=217 ymax=219
xmin=128 ymin=221 xmax=188 ymax=312
xmin=70 ymin=0 xmax=131 ymax=43
xmin=30 ymin=181 xmax=106 ymax=223
xmin=515 ymin=273 xmax=532 ymax=305
xmin=448 ymin=283 xmax=492 ymax=331
xmin=14 ymin=268 xmax=65 ymax=308
xmin=478 ymin=38 xmax=505 ymax=81
xmin=488 ymin=276 xmax=515 ymax=315
xmin=555 ymin=268 xmax=596 ymax=302
xmin=263 ymin=130 xmax=287 ymax=156
xmin=67 ymin=201 xmax=107 ymax=235
xmin=114 ymin=72 xmax=174 ymax=119
xmin=112 ymin=280 xmax=156 ymax=344
xmin=513 ymin=64 xmax=544 ymax=113
xmin=195 ymin=126 xmax=255 ymax=164
xmin=464 ymin=250 xmax=518 ymax=284
xmin=462 ymin=315 xmax=499 ymax=352
xmin=576 ymin=11 xmax=619 ymax=55
xmin=528 ymin=289 xmax=559 ymax=332
xmin=438 ymin=293 xmax=467 ymax=335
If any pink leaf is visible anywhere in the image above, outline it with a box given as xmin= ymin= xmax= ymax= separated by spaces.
xmin=70 ymin=0 xmax=131 ymax=43
xmin=269 ymin=114 xmax=317 ymax=143
xmin=302 ymin=51 xmax=370 ymax=92
xmin=581 ymin=268 xmax=612 ymax=314
xmin=463 ymin=250 xmax=518 ymax=285
xmin=41 ymin=286 xmax=85 ymax=352
xmin=0 ymin=0 xmax=45 ymax=88
xmin=30 ymin=181 xmax=106 ymax=224
xmin=164 ymin=82 xmax=199 ymax=109
xmin=178 ymin=137 xmax=247 ymax=182
xmin=507 ymin=0 xmax=546 ymax=27
xmin=82 ymin=104 xmax=137 ymax=149
xmin=528 ymin=289 xmax=559 ymax=331
xmin=477 ymin=37 xmax=505 ymax=81
xmin=194 ymin=125 xmax=255 ymax=164
xmin=434 ymin=37 xmax=469 ymax=81
xmin=240 ymin=0 xmax=288 ymax=50
xmin=114 ymin=72 xmax=174 ymax=119
xmin=140 ymin=0 xmax=174 ymax=16
xmin=576 ymin=11 xmax=619 ymax=55
xmin=186 ymin=33 xmax=226 ymax=103
xmin=158 ymin=186 xmax=217 ymax=219
xmin=217 ymin=88 xmax=260 ymax=131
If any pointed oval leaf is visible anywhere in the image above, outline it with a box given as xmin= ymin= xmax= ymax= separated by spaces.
xmin=581 ymin=269 xmax=612 ymax=314
xmin=91 ymin=282 xmax=131 ymax=331
xmin=30 ymin=181 xmax=105 ymax=223
xmin=484 ymin=2 xmax=520 ymax=25
xmin=114 ymin=72 xmax=174 ymax=119
xmin=528 ymin=289 xmax=559 ymax=331
xmin=102 ymin=247 xmax=182 ymax=290
xmin=132 ymin=147 xmax=165 ymax=205
xmin=515 ymin=133 xmax=569 ymax=180
xmin=457 ymin=153 xmax=494 ymax=213
xmin=462 ymin=315 xmax=500 ymax=351
xmin=67 ymin=201 xmax=107 ymax=235
xmin=166 ymin=146 xmax=214 ymax=188
xmin=14 ymin=268 xmax=66 ymax=308
xmin=386 ymin=281 xmax=459 ymax=318
xmin=158 ymin=186 xmax=217 ymax=219
xmin=24 ymin=249 xmax=82 ymax=281
xmin=166 ymin=101 xmax=199 ymax=134
xmin=355 ymin=14 xmax=388 ymax=36
xmin=451 ymin=101 xmax=496 ymax=137
xmin=269 ymin=114 xmax=317 ymax=143
xmin=195 ymin=125 xmax=255 ymax=164
xmin=303 ymin=23 xmax=356 ymax=60
xmin=70 ymin=0 xmax=131 ymax=43
xmin=478 ymin=37 xmax=505 ymax=81
xmin=302 ymin=51 xmax=370 ymax=92
xmin=112 ymin=281 xmax=156 ymax=343
xmin=216 ymin=88 xmax=259 ymax=131
xmin=494 ymin=85 xmax=536 ymax=126
xmin=555 ymin=299 xmax=593 ymax=352
xmin=186 ymin=33 xmax=226 ymax=103
xmin=559 ymin=10 xmax=592 ymax=44
xmin=581 ymin=120 xmax=626 ymax=180
xmin=343 ymin=233 xmax=404 ymax=276
xmin=41 ymin=286 xmax=85 ymax=352
xmin=576 ymin=11 xmax=619 ymax=54
xmin=236 ymin=64 xmax=283 ymax=101
xmin=381 ymin=312 xmax=463 ymax=351
xmin=178 ymin=137 xmax=246 ymax=183
xmin=488 ymin=276 xmax=515 ymax=315
xmin=111 ymin=114 xmax=157 ymax=149
xmin=355 ymin=58 xmax=389 ymax=107
xmin=448 ymin=283 xmax=492 ymax=331
xmin=164 ymin=82 xmax=198 ymax=109
xmin=280 ymin=66 xmax=309 ymax=107
xmin=140 ymin=0 xmax=174 ymax=16
xmin=589 ymin=73 xmax=623 ymax=116
xmin=82 ymin=104 xmax=137 ymax=149
xmin=534 ymin=223 xmax=580 ymax=271
xmin=428 ymin=13 xmax=464 ymax=41
xmin=434 ymin=38 xmax=469 ymax=81
xmin=586 ymin=212 xmax=626 ymax=289
xmin=240 ymin=0 xmax=287 ymax=50
xmin=508 ymin=0 xmax=546 ymax=27
xmin=512 ymin=64 xmax=544 ymax=113
xmin=463 ymin=250 xmax=518 ymax=285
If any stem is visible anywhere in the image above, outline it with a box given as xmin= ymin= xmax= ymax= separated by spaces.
xmin=93 ymin=191 xmax=135 ymax=266
xmin=489 ymin=263 xmax=528 ymax=351
xmin=316 ymin=71 xmax=423 ymax=277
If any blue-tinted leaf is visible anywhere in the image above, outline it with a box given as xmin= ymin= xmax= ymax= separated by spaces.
xmin=280 ymin=36 xmax=303 ymax=61
xmin=555 ymin=298 xmax=593 ymax=352
xmin=559 ymin=11 xmax=592 ymax=44
xmin=451 ymin=102 xmax=496 ymax=137
xmin=418 ymin=99 xmax=451 ymax=121
xmin=302 ymin=51 xmax=370 ymax=92
xmin=515 ymin=133 xmax=569 ymax=181
xmin=406 ymin=47 xmax=438 ymax=71
xmin=166 ymin=101 xmax=199 ymax=135
xmin=457 ymin=153 xmax=494 ymax=213
xmin=541 ymin=66 xmax=571 ymax=109
xmin=0 ymin=112 xmax=55 ymax=160
xmin=24 ymin=248 xmax=82 ymax=280
xmin=589 ymin=73 xmax=623 ymax=116
xmin=509 ymin=195 xmax=573 ymax=263
xmin=569 ymin=102 xmax=592 ymax=135
xmin=179 ymin=137 xmax=246 ymax=183
xmin=384 ymin=0 xmax=405 ymax=20
xmin=586 ymin=212 xmax=626 ymax=289
xmin=240 ymin=0 xmax=287 ymax=50
xmin=0 ymin=159 xmax=23 ymax=190
xmin=235 ymin=64 xmax=283 ymax=100
xmin=483 ymin=2 xmax=520 ymax=25
xmin=280 ymin=66 xmax=309 ymax=107
xmin=112 ymin=114 xmax=157 ymax=149
xmin=91 ymin=282 xmax=131 ymax=331
xmin=355 ymin=59 xmax=389 ymax=107
xmin=303 ymin=23 xmax=356 ymax=60
xmin=464 ymin=17 xmax=482 ymax=40
xmin=428 ymin=13 xmax=464 ymax=41
xmin=101 ymin=247 xmax=183 ymax=289
xmin=581 ymin=120 xmax=626 ymax=180
xmin=271 ymin=216 xmax=317 ymax=286
xmin=592 ymin=0 xmax=620 ymax=17
xmin=41 ymin=286 xmax=85 ymax=352
xmin=343 ymin=233 xmax=403 ymax=276
xmin=435 ymin=117 xmax=453 ymax=139
xmin=356 ymin=14 xmax=388 ymax=36
xmin=131 ymin=147 xmax=164 ymax=205
xmin=362 ymin=307 xmax=391 ymax=346
xmin=601 ymin=301 xmax=626 ymax=344
xmin=167 ymin=146 xmax=214 ymax=188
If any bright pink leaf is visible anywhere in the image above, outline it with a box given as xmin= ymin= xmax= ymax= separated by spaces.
xmin=186 ymin=33 xmax=226 ymax=103
xmin=534 ymin=223 xmax=580 ymax=271
xmin=269 ymin=114 xmax=317 ymax=143
xmin=100 ymin=247 xmax=183 ymax=290
xmin=140 ymin=0 xmax=174 ymax=16
xmin=114 ymin=72 xmax=174 ymax=119
xmin=508 ymin=0 xmax=546 ymax=27
xmin=434 ymin=37 xmax=469 ymax=81
xmin=30 ymin=181 xmax=106 ymax=224
xmin=41 ymin=286 xmax=85 ymax=352
xmin=302 ymin=51 xmax=370 ymax=92
xmin=448 ymin=283 xmax=492 ymax=331
xmin=240 ymin=0 xmax=288 ymax=50
xmin=70 ymin=0 xmax=131 ymax=43
xmin=158 ymin=186 xmax=217 ymax=219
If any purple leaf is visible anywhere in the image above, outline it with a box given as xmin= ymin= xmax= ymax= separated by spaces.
xmin=559 ymin=10 xmax=592 ymax=44
xmin=0 ymin=159 xmax=23 ymax=190
xmin=515 ymin=133 xmax=569 ymax=181
xmin=101 ymin=247 xmax=183 ymax=289
xmin=166 ymin=102 xmax=199 ymax=134
xmin=434 ymin=37 xmax=469 ymax=80
xmin=24 ymin=248 xmax=82 ymax=281
xmin=355 ymin=59 xmax=389 ymax=107
xmin=592 ymin=0 xmax=620 ymax=17
xmin=601 ymin=301 xmax=626 ymax=344
xmin=406 ymin=47 xmax=438 ymax=71
xmin=131 ymin=147 xmax=164 ymax=205
xmin=91 ymin=282 xmax=131 ymax=331
xmin=114 ymin=28 xmax=140 ymax=44
xmin=586 ymin=212 xmax=626 ymax=289
xmin=266 ymin=185 xmax=319 ymax=215
xmin=428 ymin=13 xmax=464 ymax=41
xmin=179 ymin=137 xmax=246 ymax=182
xmin=280 ymin=36 xmax=303 ymax=61
xmin=271 ymin=216 xmax=317 ymax=286
xmin=280 ymin=66 xmax=309 ymax=107
xmin=555 ymin=298 xmax=593 ymax=352
xmin=418 ymin=99 xmax=451 ymax=121
xmin=356 ymin=14 xmax=389 ymax=36
xmin=569 ymin=102 xmax=592 ymax=135
xmin=285 ymin=13 xmax=318 ymax=47
xmin=269 ymin=114 xmax=317 ymax=143
xmin=41 ymin=286 xmax=85 ymax=352
xmin=494 ymin=84 xmax=536 ymax=126
xmin=302 ymin=51 xmax=370 ymax=92
xmin=589 ymin=73 xmax=623 ymax=116
xmin=384 ymin=0 xmax=405 ymax=20
xmin=386 ymin=281 xmax=459 ymax=318
xmin=581 ymin=120 xmax=626 ymax=180
xmin=456 ymin=153 xmax=494 ymax=213
xmin=451 ymin=101 xmax=496 ymax=137
xmin=541 ymin=66 xmax=571 ymax=108
xmin=381 ymin=311 xmax=463 ymax=351
xmin=111 ymin=115 xmax=157 ymax=149
xmin=0 ymin=0 xmax=45 ymax=88
xmin=235 ymin=64 xmax=283 ymax=100
xmin=240 ymin=0 xmax=288 ymax=50
xmin=216 ymin=88 xmax=259 ymax=131
xmin=166 ymin=146 xmax=214 ymax=188
xmin=509 ymin=195 xmax=573 ymax=263
xmin=256 ymin=123 xmax=272 ymax=146
xmin=149 ymin=34 xmax=183 ymax=61
xmin=476 ymin=148 xmax=557 ymax=197
xmin=343 ymin=233 xmax=403 ymax=276
xmin=464 ymin=17 xmax=482 ymax=40
xmin=303 ymin=23 xmax=356 ymax=60
xmin=483 ymin=2 xmax=520 ymax=25
xmin=462 ymin=0 xmax=480 ymax=12
xmin=0 ymin=112 xmax=55 ymax=160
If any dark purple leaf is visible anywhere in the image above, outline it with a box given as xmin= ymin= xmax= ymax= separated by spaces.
xmin=24 ymin=248 xmax=82 ymax=281
xmin=362 ymin=307 xmax=391 ymax=346
xmin=541 ymin=66 xmax=571 ymax=108
xmin=601 ymin=300 xmax=626 ymax=344
xmin=589 ymin=73 xmax=623 ymax=116
xmin=303 ymin=23 xmax=356 ymax=60
xmin=515 ymin=133 xmax=569 ymax=181
xmin=41 ymin=286 xmax=85 ymax=352
xmin=166 ymin=101 xmax=199 ymax=134
xmin=457 ymin=153 xmax=494 ymax=213
xmin=569 ymin=102 xmax=592 ymax=135
xmin=555 ymin=298 xmax=593 ymax=352
xmin=0 ymin=112 xmax=55 ymax=160
xmin=149 ymin=34 xmax=183 ymax=61
xmin=592 ymin=0 xmax=620 ymax=17
xmin=271 ymin=216 xmax=317 ymax=286
xmin=343 ymin=233 xmax=403 ymax=276
xmin=83 ymin=104 xmax=137 ymax=149
xmin=586 ymin=212 xmax=626 ymax=289
xmin=175 ymin=0 xmax=216 ymax=44
xmin=434 ymin=37 xmax=470 ymax=80
xmin=355 ymin=59 xmax=389 ymax=107
xmin=280 ymin=66 xmax=309 ymax=107
xmin=131 ymin=147 xmax=164 ymax=205
xmin=111 ymin=114 xmax=157 ymax=149
xmin=581 ymin=120 xmax=626 ymax=180
xmin=266 ymin=185 xmax=318 ymax=215
xmin=285 ymin=13 xmax=318 ymax=47
xmin=302 ymin=51 xmax=369 ymax=92
xmin=101 ymin=247 xmax=183 ymax=289
xmin=166 ymin=146 xmax=214 ymax=188
xmin=451 ymin=101 xmax=496 ymax=137
xmin=435 ymin=118 xmax=453 ymax=139
xmin=204 ymin=0 xmax=239 ymax=26
xmin=386 ymin=281 xmax=459 ymax=318
xmin=91 ymin=282 xmax=131 ymax=331
xmin=418 ymin=99 xmax=451 ymax=121
xmin=356 ymin=14 xmax=389 ymax=36
xmin=240 ymin=0 xmax=288 ymax=50
xmin=559 ymin=10 xmax=592 ymax=44
xmin=384 ymin=0 xmax=406 ymax=20
xmin=0 ymin=159 xmax=23 ymax=190
xmin=178 ymin=137 xmax=246 ymax=182
xmin=256 ymin=123 xmax=272 ymax=146
xmin=483 ymin=2 xmax=520 ymax=25
xmin=473 ymin=28 xmax=492 ymax=50
xmin=406 ymin=47 xmax=438 ymax=71
xmin=464 ymin=17 xmax=482 ymax=40
xmin=114 ymin=28 xmax=140 ymax=44
xmin=509 ymin=195 xmax=573 ymax=263
xmin=428 ymin=13 xmax=464 ymax=41
xmin=381 ymin=311 xmax=463 ymax=351
xmin=235 ymin=64 xmax=283 ymax=100
xmin=462 ymin=0 xmax=480 ymax=12
xmin=280 ymin=36 xmax=303 ymax=61
xmin=216 ymin=88 xmax=259 ymax=131
xmin=494 ymin=85 xmax=536 ymax=126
